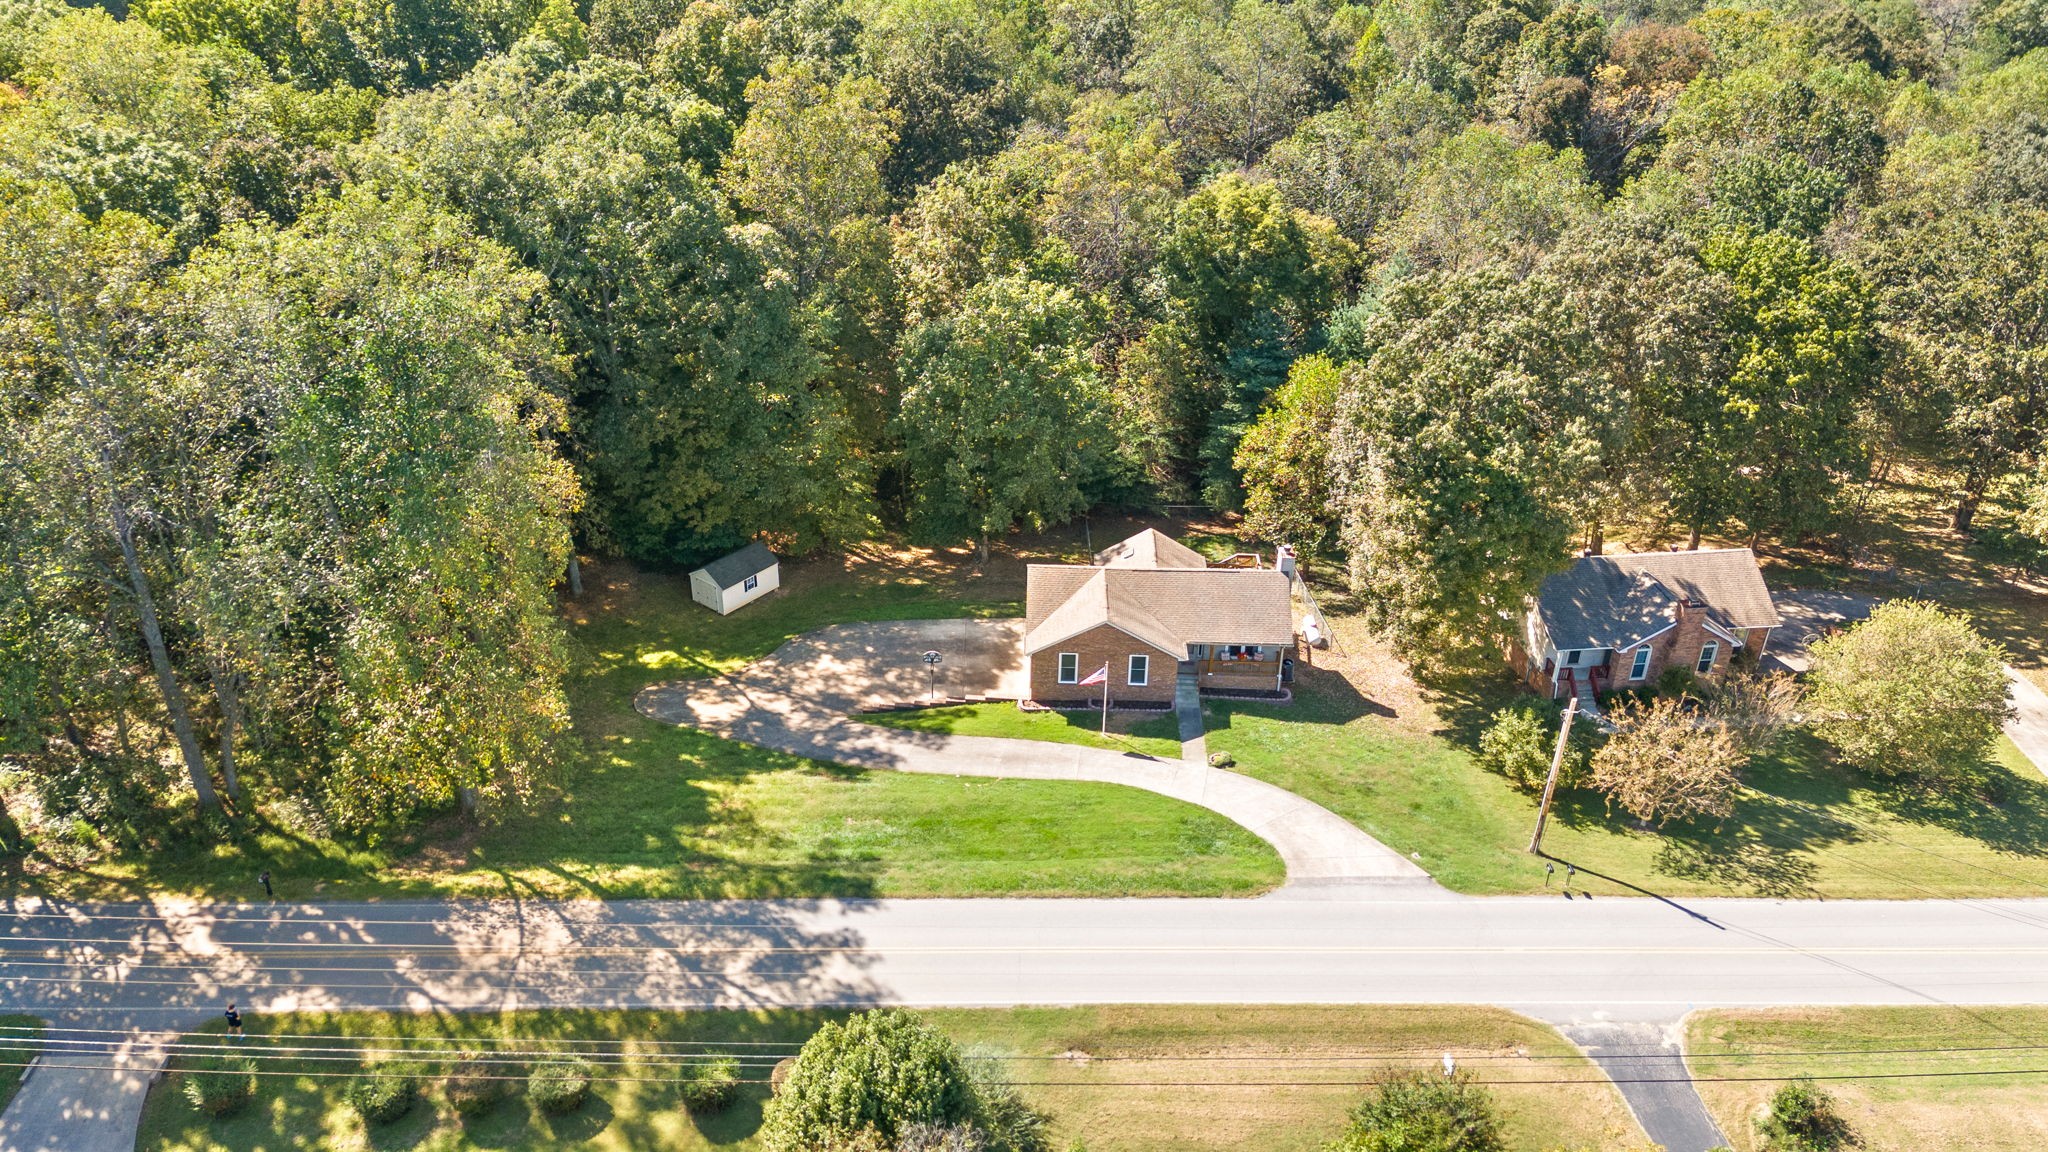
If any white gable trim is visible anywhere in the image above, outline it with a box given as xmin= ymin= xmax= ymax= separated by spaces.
xmin=1027 ymin=620 xmax=1183 ymax=660
xmin=1702 ymin=617 xmax=1743 ymax=646
xmin=1599 ymin=620 xmax=1677 ymax=658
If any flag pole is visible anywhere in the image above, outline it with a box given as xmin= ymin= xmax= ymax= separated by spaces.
xmin=1100 ymin=669 xmax=1109 ymax=735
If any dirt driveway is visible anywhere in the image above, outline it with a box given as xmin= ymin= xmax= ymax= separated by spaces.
xmin=736 ymin=618 xmax=1027 ymax=713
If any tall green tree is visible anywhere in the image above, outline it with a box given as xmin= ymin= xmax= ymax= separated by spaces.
xmin=1330 ymin=270 xmax=1605 ymax=668
xmin=1699 ymin=230 xmax=1877 ymax=542
xmin=372 ymin=44 xmax=870 ymax=565
xmin=1858 ymin=203 xmax=2048 ymax=532
xmin=896 ymin=274 xmax=1109 ymax=561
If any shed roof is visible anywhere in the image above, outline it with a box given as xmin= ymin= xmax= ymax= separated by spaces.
xmin=1534 ymin=548 xmax=1780 ymax=652
xmin=693 ymin=542 xmax=777 ymax=589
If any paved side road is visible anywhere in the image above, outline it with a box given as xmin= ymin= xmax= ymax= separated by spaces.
xmin=636 ymin=619 xmax=1432 ymax=886
xmin=2007 ymin=666 xmax=2048 ymax=777
xmin=0 ymin=1024 xmax=167 ymax=1152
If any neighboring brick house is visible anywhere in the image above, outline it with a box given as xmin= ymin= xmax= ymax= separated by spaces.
xmin=1509 ymin=548 xmax=1781 ymax=710
xmin=1023 ymin=530 xmax=1297 ymax=708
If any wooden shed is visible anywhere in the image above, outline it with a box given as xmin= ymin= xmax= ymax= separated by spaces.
xmin=689 ymin=542 xmax=779 ymax=615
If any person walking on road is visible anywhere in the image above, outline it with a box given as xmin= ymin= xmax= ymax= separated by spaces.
xmin=224 ymin=1002 xmax=244 ymax=1039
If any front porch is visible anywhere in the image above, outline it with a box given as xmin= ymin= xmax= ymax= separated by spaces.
xmin=1193 ymin=656 xmax=1287 ymax=691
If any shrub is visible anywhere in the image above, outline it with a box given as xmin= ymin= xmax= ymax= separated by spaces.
xmin=181 ymin=1055 xmax=257 ymax=1118
xmin=965 ymin=1049 xmax=1049 ymax=1152
xmin=1590 ymin=695 xmax=1747 ymax=826
xmin=444 ymin=1053 xmax=506 ymax=1117
xmin=345 ymin=1063 xmax=420 ymax=1125
xmin=682 ymin=1055 xmax=741 ymax=1114
xmin=1758 ymin=1079 xmax=1855 ymax=1151
xmin=761 ymin=1010 xmax=977 ymax=1152
xmin=1476 ymin=705 xmax=1594 ymax=791
xmin=1807 ymin=600 xmax=2012 ymax=781
xmin=1657 ymin=665 xmax=1701 ymax=699
xmin=1327 ymin=1072 xmax=1505 ymax=1152
xmin=1207 ymin=750 xmax=1235 ymax=769
xmin=527 ymin=1057 xmax=595 ymax=1115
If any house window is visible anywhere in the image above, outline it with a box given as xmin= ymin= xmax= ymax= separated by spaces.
xmin=1128 ymin=654 xmax=1149 ymax=686
xmin=1696 ymin=642 xmax=1718 ymax=675
xmin=742 ymin=574 xmax=759 ymax=592
xmin=1057 ymin=653 xmax=1079 ymax=684
xmin=1565 ymin=649 xmax=1582 ymax=666
xmin=1630 ymin=647 xmax=1652 ymax=681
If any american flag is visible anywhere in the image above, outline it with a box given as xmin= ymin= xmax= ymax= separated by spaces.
xmin=1077 ymin=662 xmax=1109 ymax=687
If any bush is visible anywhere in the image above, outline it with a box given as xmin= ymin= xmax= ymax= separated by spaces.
xmin=344 ymin=1064 xmax=420 ymax=1126
xmin=1807 ymin=600 xmax=2012 ymax=781
xmin=1657 ymin=666 xmax=1701 ymax=699
xmin=761 ymin=1010 xmax=977 ymax=1152
xmin=1475 ymin=705 xmax=1592 ymax=791
xmin=181 ymin=1055 xmax=257 ymax=1118
xmin=1758 ymin=1080 xmax=1855 ymax=1151
xmin=1327 ymin=1072 xmax=1505 ymax=1152
xmin=444 ymin=1053 xmax=506 ymax=1117
xmin=682 ymin=1055 xmax=741 ymax=1114
xmin=527 ymin=1057 xmax=595 ymax=1115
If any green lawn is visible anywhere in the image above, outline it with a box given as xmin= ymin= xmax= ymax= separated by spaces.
xmin=1687 ymin=1007 xmax=2048 ymax=1151
xmin=1208 ymin=662 xmax=2048 ymax=900
xmin=20 ymin=545 xmax=1278 ymax=902
xmin=857 ymin=703 xmax=1186 ymax=760
xmin=138 ymin=1005 xmax=1641 ymax=1152
xmin=0 ymin=1016 xmax=40 ymax=1114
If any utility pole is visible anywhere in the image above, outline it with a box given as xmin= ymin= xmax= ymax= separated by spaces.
xmin=1527 ymin=696 xmax=1579 ymax=855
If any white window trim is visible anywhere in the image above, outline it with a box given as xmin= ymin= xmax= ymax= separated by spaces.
xmin=742 ymin=574 xmax=759 ymax=592
xmin=1056 ymin=653 xmax=1079 ymax=684
xmin=1564 ymin=649 xmax=1582 ymax=666
xmin=1695 ymin=642 xmax=1719 ymax=675
xmin=1629 ymin=647 xmax=1651 ymax=681
xmin=1127 ymin=654 xmax=1149 ymax=686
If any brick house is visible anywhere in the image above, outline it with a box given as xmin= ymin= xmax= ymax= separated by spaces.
xmin=1023 ymin=530 xmax=1297 ymax=708
xmin=1509 ymin=548 xmax=1780 ymax=710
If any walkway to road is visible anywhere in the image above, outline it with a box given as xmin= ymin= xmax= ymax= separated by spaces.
xmin=635 ymin=619 xmax=1432 ymax=887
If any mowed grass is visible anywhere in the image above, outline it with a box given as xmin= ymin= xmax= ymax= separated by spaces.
xmin=137 ymin=1005 xmax=1642 ymax=1152
xmin=1209 ymin=661 xmax=2048 ymax=899
xmin=25 ymin=537 xmax=1279 ymax=901
xmin=857 ymin=703 xmax=1186 ymax=761
xmin=1686 ymin=1007 xmax=2048 ymax=1151
xmin=0 ymin=1016 xmax=40 ymax=1113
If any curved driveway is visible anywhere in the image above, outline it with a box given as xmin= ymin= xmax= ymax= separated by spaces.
xmin=634 ymin=619 xmax=1431 ymax=887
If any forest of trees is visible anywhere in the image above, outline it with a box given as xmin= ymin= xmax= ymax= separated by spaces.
xmin=2 ymin=0 xmax=2046 ymax=839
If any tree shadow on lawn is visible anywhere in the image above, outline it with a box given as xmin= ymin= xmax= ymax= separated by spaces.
xmin=462 ymin=719 xmax=885 ymax=901
xmin=1858 ymin=755 xmax=2048 ymax=860
xmin=1201 ymin=664 xmax=1393 ymax=734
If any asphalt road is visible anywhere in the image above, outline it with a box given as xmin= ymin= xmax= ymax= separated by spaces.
xmin=6 ymin=890 xmax=2048 ymax=1024
xmin=5 ymin=889 xmax=2048 ymax=1152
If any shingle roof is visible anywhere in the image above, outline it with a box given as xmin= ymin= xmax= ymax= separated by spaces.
xmin=1094 ymin=528 xmax=1208 ymax=570
xmin=693 ymin=541 xmax=777 ymax=589
xmin=1023 ymin=567 xmax=1294 ymax=657
xmin=1534 ymin=548 xmax=1780 ymax=652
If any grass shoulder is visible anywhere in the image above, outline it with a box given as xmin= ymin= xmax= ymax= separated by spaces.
xmin=0 ymin=1016 xmax=40 ymax=1114
xmin=1686 ymin=1006 xmax=2048 ymax=1151
xmin=856 ymin=702 xmax=1185 ymax=760
xmin=138 ymin=1005 xmax=1639 ymax=1152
